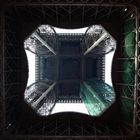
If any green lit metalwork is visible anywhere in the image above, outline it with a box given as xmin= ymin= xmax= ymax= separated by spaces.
xmin=80 ymin=78 xmax=115 ymax=116
xmin=121 ymin=19 xmax=135 ymax=124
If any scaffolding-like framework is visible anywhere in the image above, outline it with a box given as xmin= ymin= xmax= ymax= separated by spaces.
xmin=0 ymin=0 xmax=140 ymax=139
xmin=25 ymin=31 xmax=108 ymax=108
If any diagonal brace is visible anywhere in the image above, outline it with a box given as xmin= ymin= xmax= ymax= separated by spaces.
xmin=84 ymin=32 xmax=108 ymax=55
xmin=33 ymin=32 xmax=56 ymax=55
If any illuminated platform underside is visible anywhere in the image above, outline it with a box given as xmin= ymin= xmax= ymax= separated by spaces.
xmin=24 ymin=25 xmax=116 ymax=116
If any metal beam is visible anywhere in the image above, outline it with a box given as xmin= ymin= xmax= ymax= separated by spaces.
xmin=6 ymin=135 xmax=134 ymax=140
xmin=84 ymin=32 xmax=108 ymax=55
xmin=43 ymin=54 xmax=81 ymax=58
xmin=134 ymin=6 xmax=139 ymax=136
xmin=60 ymin=55 xmax=81 ymax=58
xmin=58 ymin=79 xmax=80 ymax=83
xmin=1 ymin=10 xmax=6 ymax=137
xmin=7 ymin=2 xmax=130 ymax=7
xmin=48 ymin=101 xmax=57 ymax=115
xmin=81 ymin=40 xmax=85 ymax=81
xmin=39 ymin=79 xmax=80 ymax=83
xmin=94 ymin=6 xmax=99 ymax=19
xmin=33 ymin=32 xmax=56 ymax=55
xmin=32 ymin=82 xmax=56 ymax=108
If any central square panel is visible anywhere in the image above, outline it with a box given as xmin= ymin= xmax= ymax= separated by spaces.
xmin=59 ymin=57 xmax=81 ymax=80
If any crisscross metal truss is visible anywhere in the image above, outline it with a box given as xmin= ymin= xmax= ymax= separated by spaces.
xmin=0 ymin=1 xmax=140 ymax=140
xmin=0 ymin=0 xmax=137 ymax=6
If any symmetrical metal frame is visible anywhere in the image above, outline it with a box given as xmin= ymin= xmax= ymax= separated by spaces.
xmin=0 ymin=0 xmax=140 ymax=140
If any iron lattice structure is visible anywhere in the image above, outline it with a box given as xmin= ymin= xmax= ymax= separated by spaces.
xmin=0 ymin=0 xmax=140 ymax=140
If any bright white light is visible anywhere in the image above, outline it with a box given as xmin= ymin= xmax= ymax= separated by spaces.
xmin=124 ymin=8 xmax=127 ymax=12
xmin=130 ymin=13 xmax=134 ymax=18
xmin=51 ymin=103 xmax=89 ymax=115
xmin=105 ymin=51 xmax=114 ymax=86
xmin=54 ymin=27 xmax=88 ymax=34
xmin=25 ymin=50 xmax=35 ymax=86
